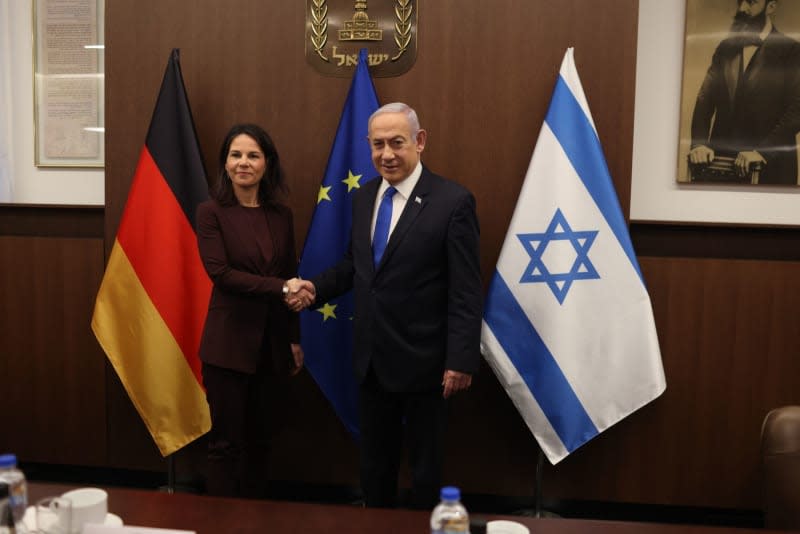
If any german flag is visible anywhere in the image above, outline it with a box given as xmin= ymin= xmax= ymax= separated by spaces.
xmin=92 ymin=49 xmax=211 ymax=456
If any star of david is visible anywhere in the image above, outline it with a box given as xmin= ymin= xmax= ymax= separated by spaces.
xmin=517 ymin=208 xmax=600 ymax=304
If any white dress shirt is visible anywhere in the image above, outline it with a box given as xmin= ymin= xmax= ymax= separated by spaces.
xmin=371 ymin=161 xmax=422 ymax=243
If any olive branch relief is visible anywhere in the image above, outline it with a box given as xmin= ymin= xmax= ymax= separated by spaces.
xmin=310 ymin=0 xmax=329 ymax=61
xmin=392 ymin=0 xmax=412 ymax=61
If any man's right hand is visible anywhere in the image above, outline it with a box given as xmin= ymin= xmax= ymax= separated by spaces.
xmin=688 ymin=145 xmax=715 ymax=164
xmin=284 ymin=278 xmax=316 ymax=312
xmin=734 ymin=150 xmax=766 ymax=178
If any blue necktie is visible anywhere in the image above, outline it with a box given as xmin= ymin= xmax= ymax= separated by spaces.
xmin=373 ymin=186 xmax=397 ymax=266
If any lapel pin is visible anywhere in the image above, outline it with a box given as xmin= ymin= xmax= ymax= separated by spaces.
xmin=415 ymin=196 xmax=422 ymax=204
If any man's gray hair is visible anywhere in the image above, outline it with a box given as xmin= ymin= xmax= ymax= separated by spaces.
xmin=368 ymin=102 xmax=421 ymax=137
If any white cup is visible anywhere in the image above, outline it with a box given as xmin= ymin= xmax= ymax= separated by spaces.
xmin=59 ymin=488 xmax=107 ymax=533
xmin=35 ymin=496 xmax=72 ymax=534
xmin=486 ymin=520 xmax=530 ymax=534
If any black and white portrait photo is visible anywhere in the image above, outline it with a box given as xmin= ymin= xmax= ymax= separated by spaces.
xmin=677 ymin=0 xmax=800 ymax=185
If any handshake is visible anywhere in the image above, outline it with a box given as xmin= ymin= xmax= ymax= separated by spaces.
xmin=283 ymin=277 xmax=316 ymax=312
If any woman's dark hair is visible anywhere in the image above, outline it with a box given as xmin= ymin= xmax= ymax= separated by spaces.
xmin=213 ymin=123 xmax=286 ymax=206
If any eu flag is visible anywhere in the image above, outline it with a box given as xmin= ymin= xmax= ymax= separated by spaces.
xmin=298 ymin=49 xmax=379 ymax=438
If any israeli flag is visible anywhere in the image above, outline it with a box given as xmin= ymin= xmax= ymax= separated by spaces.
xmin=481 ymin=48 xmax=666 ymax=464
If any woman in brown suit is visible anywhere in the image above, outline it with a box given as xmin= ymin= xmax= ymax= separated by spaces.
xmin=196 ymin=123 xmax=305 ymax=497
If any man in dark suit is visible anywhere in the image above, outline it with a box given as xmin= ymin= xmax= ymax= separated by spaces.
xmin=689 ymin=0 xmax=800 ymax=184
xmin=289 ymin=102 xmax=482 ymax=509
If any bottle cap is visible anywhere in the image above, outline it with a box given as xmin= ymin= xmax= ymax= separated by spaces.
xmin=0 ymin=455 xmax=16 ymax=468
xmin=440 ymin=486 xmax=461 ymax=501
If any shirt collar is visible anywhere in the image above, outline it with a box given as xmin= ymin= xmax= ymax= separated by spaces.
xmin=377 ymin=161 xmax=422 ymax=200
xmin=759 ymin=19 xmax=773 ymax=42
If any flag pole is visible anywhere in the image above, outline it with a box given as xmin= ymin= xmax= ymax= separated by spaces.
xmin=157 ymin=454 xmax=176 ymax=494
xmin=166 ymin=454 xmax=176 ymax=494
xmin=160 ymin=450 xmax=199 ymax=494
xmin=534 ymin=448 xmax=544 ymax=517
xmin=522 ymin=446 xmax=558 ymax=518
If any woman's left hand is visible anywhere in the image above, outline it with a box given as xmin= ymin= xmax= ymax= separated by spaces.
xmin=290 ymin=343 xmax=304 ymax=376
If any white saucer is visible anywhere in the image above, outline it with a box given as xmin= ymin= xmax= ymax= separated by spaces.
xmin=96 ymin=513 xmax=124 ymax=527
xmin=486 ymin=519 xmax=530 ymax=534
xmin=22 ymin=506 xmax=123 ymax=531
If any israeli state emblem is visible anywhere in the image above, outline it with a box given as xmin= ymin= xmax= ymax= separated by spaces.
xmin=306 ymin=0 xmax=418 ymax=77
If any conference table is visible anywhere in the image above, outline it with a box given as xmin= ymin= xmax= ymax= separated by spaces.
xmin=28 ymin=483 xmax=787 ymax=533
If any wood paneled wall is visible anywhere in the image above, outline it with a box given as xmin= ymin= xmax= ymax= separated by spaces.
xmin=0 ymin=208 xmax=107 ymax=465
xmin=544 ymin=256 xmax=800 ymax=507
xmin=102 ymin=0 xmax=637 ymax=279
xmin=2 ymin=0 xmax=800 ymax=512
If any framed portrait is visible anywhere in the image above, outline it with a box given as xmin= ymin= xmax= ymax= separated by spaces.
xmin=676 ymin=0 xmax=800 ymax=186
xmin=33 ymin=0 xmax=105 ymax=167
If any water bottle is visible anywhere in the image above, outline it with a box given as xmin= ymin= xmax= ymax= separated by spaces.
xmin=0 ymin=482 xmax=16 ymax=534
xmin=0 ymin=455 xmax=26 ymax=527
xmin=430 ymin=486 xmax=469 ymax=534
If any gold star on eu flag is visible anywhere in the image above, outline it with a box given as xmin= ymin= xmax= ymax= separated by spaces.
xmin=317 ymin=185 xmax=332 ymax=204
xmin=317 ymin=302 xmax=337 ymax=321
xmin=342 ymin=170 xmax=362 ymax=192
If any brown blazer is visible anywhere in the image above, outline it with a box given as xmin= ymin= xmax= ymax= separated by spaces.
xmin=196 ymin=199 xmax=299 ymax=375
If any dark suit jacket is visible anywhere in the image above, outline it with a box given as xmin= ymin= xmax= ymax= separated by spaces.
xmin=691 ymin=26 xmax=800 ymax=184
xmin=312 ymin=166 xmax=482 ymax=393
xmin=196 ymin=199 xmax=299 ymax=375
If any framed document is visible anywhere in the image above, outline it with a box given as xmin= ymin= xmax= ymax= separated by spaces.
xmin=33 ymin=0 xmax=104 ymax=167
